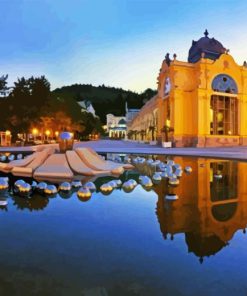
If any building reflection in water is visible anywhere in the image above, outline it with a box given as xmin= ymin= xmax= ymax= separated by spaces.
xmin=3 ymin=154 xmax=247 ymax=263
xmin=154 ymin=157 xmax=247 ymax=263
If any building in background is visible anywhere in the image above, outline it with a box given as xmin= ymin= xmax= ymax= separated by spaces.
xmin=77 ymin=100 xmax=96 ymax=117
xmin=125 ymin=101 xmax=140 ymax=124
xmin=106 ymin=114 xmax=127 ymax=139
xmin=0 ymin=130 xmax=12 ymax=146
xmin=128 ymin=30 xmax=247 ymax=147
xmin=127 ymin=96 xmax=158 ymax=142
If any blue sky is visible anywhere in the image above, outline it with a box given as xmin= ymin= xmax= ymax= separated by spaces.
xmin=1 ymin=0 xmax=247 ymax=92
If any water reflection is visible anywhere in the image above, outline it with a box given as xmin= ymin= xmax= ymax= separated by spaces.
xmin=155 ymin=157 xmax=247 ymax=263
xmin=1 ymin=154 xmax=247 ymax=263
xmin=0 ymin=197 xmax=8 ymax=211
xmin=13 ymin=194 xmax=49 ymax=211
xmin=77 ymin=194 xmax=91 ymax=202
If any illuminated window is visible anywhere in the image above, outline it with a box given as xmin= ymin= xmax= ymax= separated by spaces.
xmin=210 ymin=95 xmax=238 ymax=135
xmin=210 ymin=161 xmax=237 ymax=203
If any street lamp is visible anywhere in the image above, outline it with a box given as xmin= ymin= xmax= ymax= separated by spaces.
xmin=54 ymin=131 xmax=59 ymax=143
xmin=45 ymin=130 xmax=51 ymax=141
xmin=32 ymin=128 xmax=38 ymax=141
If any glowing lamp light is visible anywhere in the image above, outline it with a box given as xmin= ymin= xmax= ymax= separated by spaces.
xmin=5 ymin=130 xmax=11 ymax=136
xmin=32 ymin=128 xmax=38 ymax=135
xmin=55 ymin=131 xmax=59 ymax=137
xmin=45 ymin=130 xmax=51 ymax=136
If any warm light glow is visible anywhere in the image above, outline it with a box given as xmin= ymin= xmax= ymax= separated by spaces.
xmin=210 ymin=108 xmax=213 ymax=122
xmin=217 ymin=112 xmax=223 ymax=122
xmin=70 ymin=132 xmax=74 ymax=137
xmin=210 ymin=167 xmax=213 ymax=183
xmin=5 ymin=130 xmax=11 ymax=136
xmin=32 ymin=128 xmax=38 ymax=135
xmin=55 ymin=131 xmax=59 ymax=137
xmin=228 ymin=130 xmax=232 ymax=135
xmin=45 ymin=130 xmax=51 ymax=136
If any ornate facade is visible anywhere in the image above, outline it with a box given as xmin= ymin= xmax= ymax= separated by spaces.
xmin=128 ymin=31 xmax=247 ymax=147
xmin=106 ymin=114 xmax=127 ymax=139
xmin=126 ymin=96 xmax=159 ymax=142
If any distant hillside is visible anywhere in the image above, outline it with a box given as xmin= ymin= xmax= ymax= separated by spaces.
xmin=52 ymin=84 xmax=156 ymax=123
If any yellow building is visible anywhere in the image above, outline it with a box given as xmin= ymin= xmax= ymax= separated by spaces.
xmin=127 ymin=96 xmax=159 ymax=143
xmin=128 ymin=30 xmax=247 ymax=147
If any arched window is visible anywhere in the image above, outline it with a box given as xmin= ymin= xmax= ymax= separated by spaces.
xmin=212 ymin=202 xmax=237 ymax=222
xmin=210 ymin=75 xmax=238 ymax=135
xmin=212 ymin=74 xmax=238 ymax=94
xmin=210 ymin=161 xmax=237 ymax=202
xmin=163 ymin=77 xmax=171 ymax=96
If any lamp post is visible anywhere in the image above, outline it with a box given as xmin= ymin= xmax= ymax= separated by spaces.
xmin=55 ymin=131 xmax=59 ymax=142
xmin=45 ymin=130 xmax=51 ymax=142
xmin=32 ymin=128 xmax=38 ymax=142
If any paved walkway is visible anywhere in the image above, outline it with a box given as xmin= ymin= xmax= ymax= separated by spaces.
xmin=1 ymin=140 xmax=247 ymax=161
xmin=74 ymin=140 xmax=247 ymax=161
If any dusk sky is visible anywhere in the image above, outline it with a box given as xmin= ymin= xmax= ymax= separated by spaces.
xmin=1 ymin=0 xmax=247 ymax=92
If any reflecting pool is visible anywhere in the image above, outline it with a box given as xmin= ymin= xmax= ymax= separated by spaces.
xmin=0 ymin=156 xmax=247 ymax=296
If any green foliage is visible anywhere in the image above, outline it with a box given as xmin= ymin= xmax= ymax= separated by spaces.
xmin=52 ymin=84 xmax=156 ymax=123
xmin=0 ymin=74 xmax=8 ymax=92
xmin=0 ymin=76 xmax=105 ymax=140
xmin=161 ymin=125 xmax=174 ymax=142
xmin=0 ymin=77 xmax=156 ymax=141
xmin=0 ymin=76 xmax=51 ymax=140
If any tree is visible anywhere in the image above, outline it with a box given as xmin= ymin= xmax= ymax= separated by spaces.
xmin=38 ymin=111 xmax=86 ymax=140
xmin=161 ymin=125 xmax=174 ymax=142
xmin=0 ymin=74 xmax=8 ymax=94
xmin=140 ymin=129 xmax=146 ymax=141
xmin=127 ymin=130 xmax=134 ymax=140
xmin=133 ymin=130 xmax=138 ymax=140
xmin=79 ymin=112 xmax=103 ymax=138
xmin=149 ymin=125 xmax=156 ymax=141
xmin=0 ymin=76 xmax=51 ymax=141
xmin=140 ymin=88 xmax=156 ymax=104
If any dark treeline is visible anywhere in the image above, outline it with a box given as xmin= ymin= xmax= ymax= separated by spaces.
xmin=0 ymin=76 xmax=156 ymax=142
xmin=53 ymin=84 xmax=157 ymax=123
xmin=0 ymin=76 xmax=104 ymax=141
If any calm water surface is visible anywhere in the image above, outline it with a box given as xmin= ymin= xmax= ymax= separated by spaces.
xmin=0 ymin=156 xmax=247 ymax=296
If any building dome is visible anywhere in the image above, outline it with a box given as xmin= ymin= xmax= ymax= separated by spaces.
xmin=118 ymin=119 xmax=126 ymax=125
xmin=188 ymin=30 xmax=226 ymax=63
xmin=185 ymin=232 xmax=226 ymax=258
